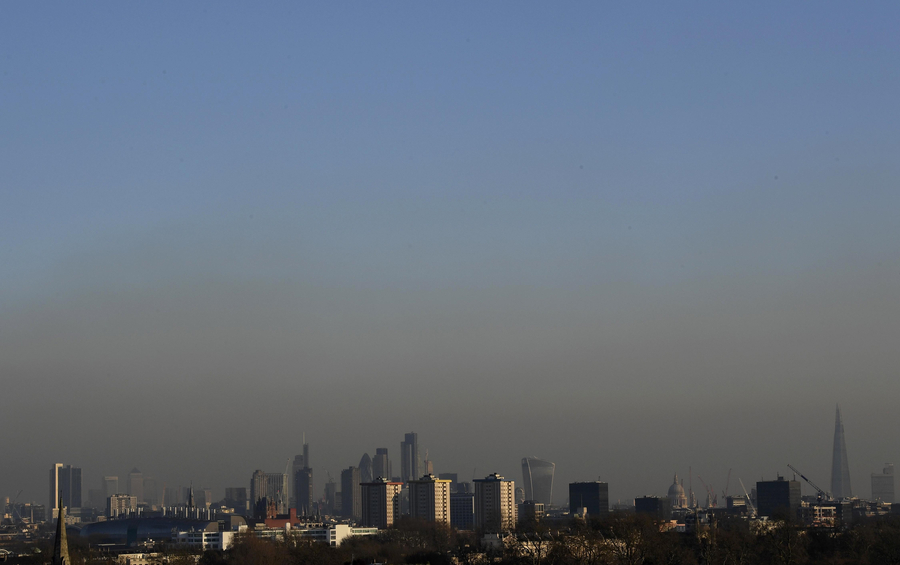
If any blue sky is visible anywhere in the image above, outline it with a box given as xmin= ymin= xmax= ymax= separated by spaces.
xmin=2 ymin=2 xmax=899 ymax=505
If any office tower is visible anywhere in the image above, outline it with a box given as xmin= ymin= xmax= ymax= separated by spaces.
xmin=831 ymin=404 xmax=852 ymax=498
xmin=667 ymin=475 xmax=688 ymax=509
xmin=324 ymin=480 xmax=337 ymax=515
xmin=143 ymin=477 xmax=158 ymax=507
xmin=424 ymin=457 xmax=434 ymax=476
xmin=408 ymin=474 xmax=451 ymax=525
xmin=515 ymin=487 xmax=526 ymax=504
xmin=359 ymin=453 xmax=373 ymax=484
xmin=341 ymin=467 xmax=361 ymax=521
xmin=250 ymin=470 xmax=267 ymax=507
xmin=569 ymin=481 xmax=609 ymax=518
xmin=104 ymin=476 xmax=119 ymax=498
xmin=107 ymin=494 xmax=137 ymax=518
xmin=291 ymin=439 xmax=309 ymax=506
xmin=294 ymin=467 xmax=314 ymax=516
xmin=374 ymin=448 xmax=392 ymax=480
xmin=521 ymin=457 xmax=555 ymax=506
xmin=756 ymin=477 xmax=801 ymax=519
xmin=634 ymin=496 xmax=672 ymax=520
xmin=267 ymin=473 xmax=289 ymax=514
xmin=450 ymin=492 xmax=475 ymax=530
xmin=49 ymin=464 xmax=63 ymax=516
xmin=401 ymin=432 xmax=420 ymax=482
xmin=439 ymin=473 xmax=458 ymax=489
xmin=128 ymin=468 xmax=144 ymax=503
xmin=62 ymin=465 xmax=82 ymax=509
xmin=474 ymin=473 xmax=516 ymax=532
xmin=163 ymin=487 xmax=179 ymax=507
xmin=360 ymin=477 xmax=403 ymax=528
xmin=871 ymin=464 xmax=894 ymax=503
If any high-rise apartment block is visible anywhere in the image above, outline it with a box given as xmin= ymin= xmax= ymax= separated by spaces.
xmin=521 ymin=457 xmax=555 ymax=507
xmin=107 ymin=494 xmax=137 ymax=518
xmin=450 ymin=492 xmax=475 ymax=530
xmin=474 ymin=473 xmax=516 ymax=532
xmin=408 ymin=474 xmax=451 ymax=525
xmin=871 ymin=464 xmax=894 ymax=503
xmin=360 ymin=477 xmax=403 ymax=528
xmin=401 ymin=433 xmax=420 ymax=483
xmin=569 ymin=481 xmax=609 ymax=518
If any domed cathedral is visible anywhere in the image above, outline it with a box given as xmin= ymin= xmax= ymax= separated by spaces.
xmin=668 ymin=474 xmax=688 ymax=509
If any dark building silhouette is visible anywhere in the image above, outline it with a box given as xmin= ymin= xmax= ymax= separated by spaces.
xmin=634 ymin=496 xmax=672 ymax=520
xmin=756 ymin=477 xmax=801 ymax=519
xmin=831 ymin=404 xmax=852 ymax=498
xmin=373 ymin=448 xmax=392 ymax=480
xmin=450 ymin=492 xmax=475 ymax=530
xmin=341 ymin=466 xmax=361 ymax=521
xmin=294 ymin=467 xmax=314 ymax=516
xmin=569 ymin=481 xmax=609 ymax=518
xmin=401 ymin=433 xmax=419 ymax=482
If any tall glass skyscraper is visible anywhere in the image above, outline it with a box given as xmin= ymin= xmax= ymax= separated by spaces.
xmin=521 ymin=457 xmax=555 ymax=506
xmin=831 ymin=404 xmax=852 ymax=498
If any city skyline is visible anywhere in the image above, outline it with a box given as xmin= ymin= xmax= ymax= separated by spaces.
xmin=2 ymin=2 xmax=899 ymax=514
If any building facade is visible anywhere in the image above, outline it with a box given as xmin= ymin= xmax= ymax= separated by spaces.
xmin=450 ymin=492 xmax=475 ymax=530
xmin=408 ymin=474 xmax=451 ymax=525
xmin=569 ymin=481 xmax=609 ymax=518
xmin=401 ymin=433 xmax=420 ymax=483
xmin=474 ymin=473 xmax=516 ymax=532
xmin=341 ymin=466 xmax=361 ymax=521
xmin=756 ymin=477 xmax=801 ymax=519
xmin=871 ymin=464 xmax=894 ymax=503
xmin=294 ymin=467 xmax=314 ymax=516
xmin=521 ymin=457 xmax=555 ymax=507
xmin=360 ymin=478 xmax=403 ymax=528
xmin=373 ymin=448 xmax=392 ymax=480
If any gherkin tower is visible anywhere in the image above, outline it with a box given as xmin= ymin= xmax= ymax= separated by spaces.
xmin=831 ymin=404 xmax=852 ymax=498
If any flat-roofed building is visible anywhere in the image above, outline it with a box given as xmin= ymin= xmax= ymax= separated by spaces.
xmin=408 ymin=474 xmax=451 ymax=525
xmin=569 ymin=481 xmax=609 ymax=518
xmin=474 ymin=473 xmax=516 ymax=532
xmin=360 ymin=477 xmax=403 ymax=528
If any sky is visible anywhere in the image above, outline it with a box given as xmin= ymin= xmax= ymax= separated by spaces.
xmin=2 ymin=2 xmax=899 ymax=508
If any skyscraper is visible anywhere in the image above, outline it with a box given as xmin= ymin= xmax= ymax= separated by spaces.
xmin=401 ymin=433 xmax=419 ymax=482
xmin=521 ymin=457 xmax=555 ymax=506
xmin=373 ymin=448 xmax=392 ymax=480
xmin=474 ymin=473 xmax=516 ymax=532
xmin=49 ymin=464 xmax=82 ymax=515
xmin=831 ymin=404 xmax=852 ymax=498
xmin=294 ymin=467 xmax=314 ymax=516
xmin=49 ymin=464 xmax=63 ymax=516
xmin=341 ymin=466 xmax=361 ymax=521
xmin=359 ymin=453 xmax=373 ymax=484
xmin=103 ymin=476 xmax=119 ymax=498
xmin=128 ymin=468 xmax=144 ymax=503
xmin=756 ymin=477 xmax=801 ymax=519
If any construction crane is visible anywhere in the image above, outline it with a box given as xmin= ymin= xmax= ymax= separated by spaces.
xmin=697 ymin=475 xmax=717 ymax=508
xmin=787 ymin=464 xmax=831 ymax=502
xmin=739 ymin=478 xmax=757 ymax=517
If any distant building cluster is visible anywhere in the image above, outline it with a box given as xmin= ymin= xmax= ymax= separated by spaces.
xmin=5 ymin=408 xmax=899 ymax=551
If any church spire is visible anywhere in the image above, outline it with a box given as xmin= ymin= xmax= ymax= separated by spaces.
xmin=51 ymin=496 xmax=70 ymax=565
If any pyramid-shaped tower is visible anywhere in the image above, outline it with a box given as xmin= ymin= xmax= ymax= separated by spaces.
xmin=831 ymin=404 xmax=852 ymax=498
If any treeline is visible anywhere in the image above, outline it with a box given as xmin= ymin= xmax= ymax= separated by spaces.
xmin=57 ymin=513 xmax=900 ymax=565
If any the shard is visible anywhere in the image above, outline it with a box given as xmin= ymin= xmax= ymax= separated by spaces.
xmin=831 ymin=404 xmax=852 ymax=498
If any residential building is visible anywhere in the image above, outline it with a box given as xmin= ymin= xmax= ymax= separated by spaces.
xmin=474 ymin=473 xmax=516 ymax=532
xmin=408 ymin=474 xmax=451 ymax=525
xmin=450 ymin=492 xmax=475 ymax=530
xmin=360 ymin=477 xmax=402 ymax=528
xmin=107 ymin=494 xmax=138 ymax=518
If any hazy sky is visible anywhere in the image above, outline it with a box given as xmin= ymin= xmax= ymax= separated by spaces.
xmin=2 ymin=2 xmax=899 ymax=508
